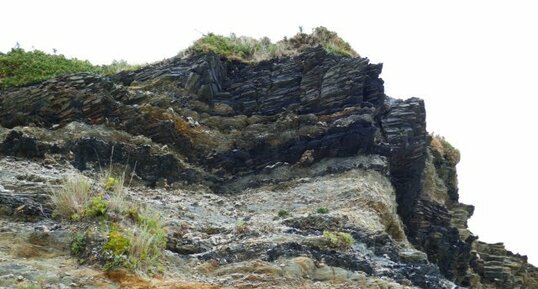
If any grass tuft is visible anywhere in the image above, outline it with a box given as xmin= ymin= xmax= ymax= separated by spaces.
xmin=431 ymin=134 xmax=461 ymax=165
xmin=101 ymin=166 xmax=128 ymax=214
xmin=51 ymin=175 xmax=93 ymax=219
xmin=182 ymin=26 xmax=358 ymax=63
xmin=126 ymin=219 xmax=166 ymax=274
xmin=316 ymin=207 xmax=330 ymax=214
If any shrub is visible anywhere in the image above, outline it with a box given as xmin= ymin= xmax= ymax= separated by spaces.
xmin=431 ymin=135 xmax=461 ymax=166
xmin=84 ymin=196 xmax=108 ymax=217
xmin=0 ymin=48 xmax=100 ymax=88
xmin=51 ymin=175 xmax=93 ymax=219
xmin=70 ymin=232 xmax=86 ymax=256
xmin=99 ymin=59 xmax=141 ymax=76
xmin=104 ymin=177 xmax=119 ymax=191
xmin=0 ymin=48 xmax=140 ymax=88
xmin=316 ymin=207 xmax=330 ymax=214
xmin=102 ymin=229 xmax=130 ymax=270
xmin=277 ymin=209 xmax=290 ymax=218
xmin=286 ymin=26 xmax=356 ymax=58
xmin=323 ymin=231 xmax=354 ymax=250
xmin=103 ymin=230 xmax=130 ymax=255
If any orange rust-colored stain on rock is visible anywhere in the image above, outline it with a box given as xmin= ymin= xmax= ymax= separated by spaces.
xmin=105 ymin=270 xmax=219 ymax=289
xmin=139 ymin=106 xmax=198 ymax=138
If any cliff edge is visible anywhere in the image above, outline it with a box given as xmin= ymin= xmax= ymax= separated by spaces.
xmin=0 ymin=29 xmax=536 ymax=289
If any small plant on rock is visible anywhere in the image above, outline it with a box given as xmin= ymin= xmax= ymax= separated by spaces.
xmin=125 ymin=207 xmax=167 ymax=274
xmin=104 ymin=229 xmax=130 ymax=255
xmin=126 ymin=206 xmax=141 ymax=222
xmin=104 ymin=177 xmax=119 ymax=191
xmin=316 ymin=207 xmax=330 ymax=214
xmin=101 ymin=167 xmax=128 ymax=214
xmin=323 ymin=231 xmax=354 ymax=250
xmin=235 ymin=221 xmax=250 ymax=234
xmin=102 ymin=229 xmax=130 ymax=270
xmin=84 ymin=196 xmax=108 ymax=217
xmin=70 ymin=232 xmax=86 ymax=256
xmin=277 ymin=209 xmax=290 ymax=218
xmin=431 ymin=134 xmax=461 ymax=166
xmin=16 ymin=284 xmax=40 ymax=289
xmin=51 ymin=175 xmax=92 ymax=219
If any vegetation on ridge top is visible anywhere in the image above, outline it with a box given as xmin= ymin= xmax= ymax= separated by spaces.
xmin=0 ymin=48 xmax=140 ymax=88
xmin=181 ymin=26 xmax=358 ymax=62
xmin=0 ymin=27 xmax=357 ymax=88
xmin=431 ymin=134 xmax=461 ymax=166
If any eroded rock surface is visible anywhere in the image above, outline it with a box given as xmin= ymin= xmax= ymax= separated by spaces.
xmin=0 ymin=47 xmax=535 ymax=288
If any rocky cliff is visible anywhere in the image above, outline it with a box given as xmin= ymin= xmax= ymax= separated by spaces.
xmin=0 ymin=43 xmax=536 ymax=289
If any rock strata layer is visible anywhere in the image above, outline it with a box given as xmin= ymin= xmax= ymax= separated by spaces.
xmin=0 ymin=46 xmax=535 ymax=289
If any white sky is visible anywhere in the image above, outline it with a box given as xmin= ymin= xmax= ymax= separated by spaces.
xmin=2 ymin=0 xmax=537 ymax=265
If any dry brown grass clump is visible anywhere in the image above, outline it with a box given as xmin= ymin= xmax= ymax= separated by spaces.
xmin=431 ymin=134 xmax=461 ymax=165
xmin=50 ymin=175 xmax=93 ymax=218
xmin=181 ymin=26 xmax=358 ymax=63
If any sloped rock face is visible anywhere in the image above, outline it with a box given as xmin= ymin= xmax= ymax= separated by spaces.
xmin=0 ymin=46 xmax=536 ymax=288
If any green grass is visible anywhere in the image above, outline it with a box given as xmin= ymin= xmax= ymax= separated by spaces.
xmin=16 ymin=285 xmax=40 ymax=289
xmin=316 ymin=207 xmax=330 ymax=214
xmin=182 ymin=26 xmax=358 ymax=62
xmin=0 ymin=48 xmax=100 ymax=88
xmin=125 ymin=208 xmax=167 ymax=274
xmin=0 ymin=48 xmax=140 ymax=89
xmin=2 ymin=27 xmax=356 ymax=88
xmin=84 ymin=196 xmax=108 ymax=217
xmin=51 ymin=175 xmax=93 ymax=219
xmin=70 ymin=232 xmax=87 ymax=256
xmin=104 ymin=229 xmax=130 ymax=255
xmin=51 ymin=175 xmax=112 ymax=220
xmin=103 ymin=207 xmax=167 ymax=274
xmin=51 ymin=173 xmax=167 ymax=276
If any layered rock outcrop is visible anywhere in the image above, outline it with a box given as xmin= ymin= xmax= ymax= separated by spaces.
xmin=0 ymin=46 xmax=535 ymax=288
